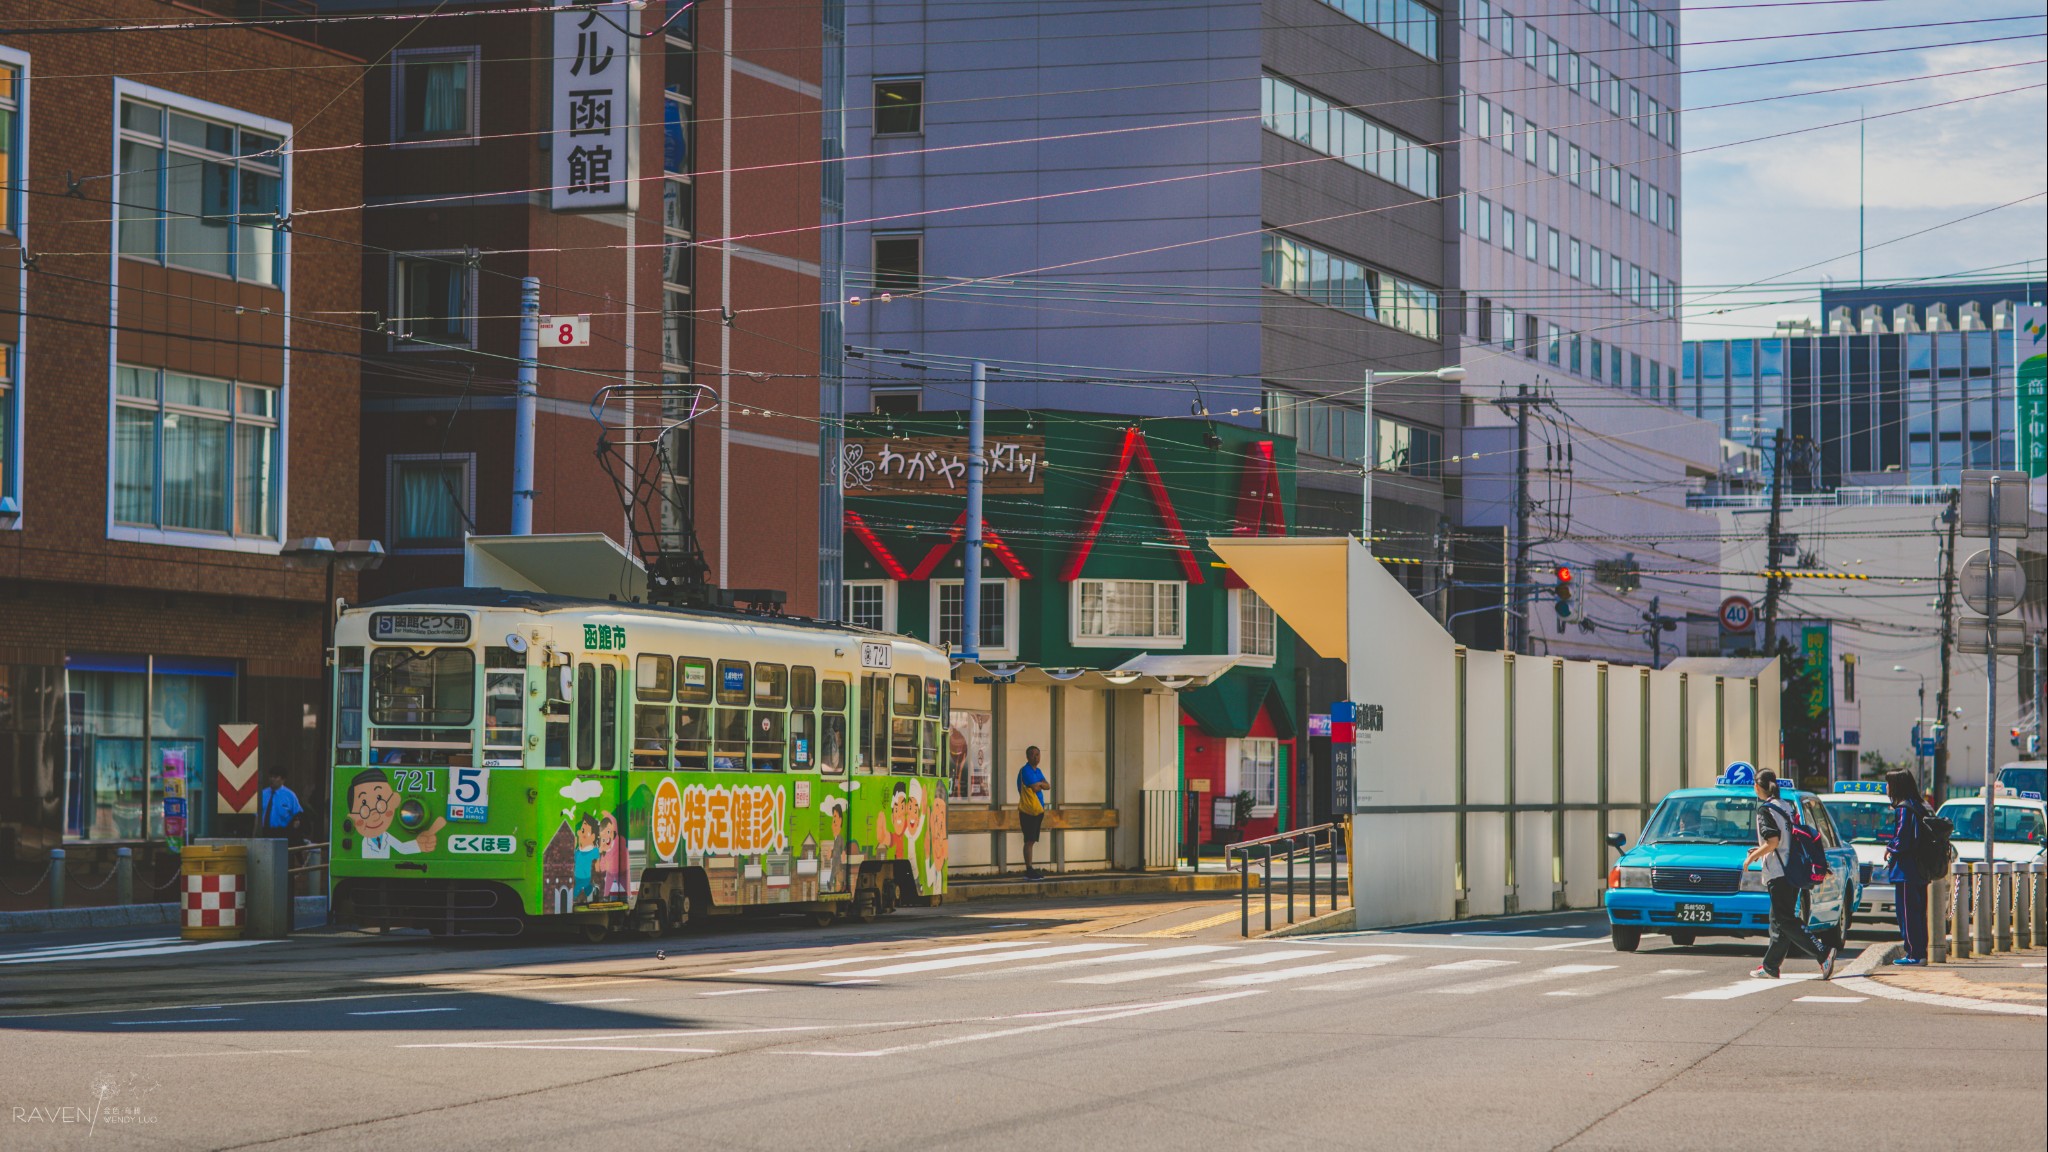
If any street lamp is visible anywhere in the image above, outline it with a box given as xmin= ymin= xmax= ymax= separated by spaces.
xmin=1895 ymin=664 xmax=1928 ymax=788
xmin=1361 ymin=365 xmax=1465 ymax=552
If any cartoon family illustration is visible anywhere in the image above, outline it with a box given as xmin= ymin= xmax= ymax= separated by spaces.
xmin=870 ymin=779 xmax=946 ymax=894
xmin=344 ymin=767 xmax=443 ymax=858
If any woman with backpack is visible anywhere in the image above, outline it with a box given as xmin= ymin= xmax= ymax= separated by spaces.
xmin=1883 ymin=769 xmax=1936 ymax=966
xmin=1743 ymin=769 xmax=1839 ymax=980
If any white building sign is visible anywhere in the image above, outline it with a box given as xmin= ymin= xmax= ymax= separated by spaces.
xmin=552 ymin=2 xmax=631 ymax=211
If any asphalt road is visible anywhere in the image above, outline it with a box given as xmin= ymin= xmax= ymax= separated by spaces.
xmin=2 ymin=901 xmax=2042 ymax=1151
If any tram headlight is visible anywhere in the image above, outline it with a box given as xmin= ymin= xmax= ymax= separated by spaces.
xmin=398 ymin=798 xmax=428 ymax=830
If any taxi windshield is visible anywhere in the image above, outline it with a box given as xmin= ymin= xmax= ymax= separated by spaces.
xmin=1821 ymin=799 xmax=1894 ymax=844
xmin=1937 ymin=802 xmax=2047 ymax=847
xmin=1641 ymin=794 xmax=1760 ymax=845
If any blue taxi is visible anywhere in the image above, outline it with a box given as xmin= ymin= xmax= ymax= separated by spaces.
xmin=1603 ymin=773 xmax=1861 ymax=952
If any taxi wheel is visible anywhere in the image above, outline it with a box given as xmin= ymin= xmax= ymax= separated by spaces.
xmin=1611 ymin=924 xmax=1642 ymax=952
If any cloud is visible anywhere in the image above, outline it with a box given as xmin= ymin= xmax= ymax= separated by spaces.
xmin=559 ymin=779 xmax=604 ymax=803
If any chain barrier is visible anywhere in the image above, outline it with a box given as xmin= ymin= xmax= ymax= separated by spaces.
xmin=0 ymin=873 xmax=50 ymax=899
xmin=152 ymin=869 xmax=185 ymax=891
xmin=70 ymin=863 xmax=122 ymax=892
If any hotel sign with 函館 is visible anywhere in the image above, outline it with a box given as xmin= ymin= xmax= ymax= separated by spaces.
xmin=840 ymin=436 xmax=1045 ymax=496
xmin=552 ymin=2 xmax=630 ymax=212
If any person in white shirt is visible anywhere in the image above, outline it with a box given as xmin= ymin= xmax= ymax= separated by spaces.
xmin=1742 ymin=769 xmax=1836 ymax=980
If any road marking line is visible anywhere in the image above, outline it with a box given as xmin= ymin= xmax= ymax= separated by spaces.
xmin=111 ymin=1018 xmax=245 ymax=1026
xmin=0 ymin=940 xmax=282 ymax=966
xmin=698 ymin=988 xmax=775 ymax=997
xmin=949 ymin=944 xmax=1234 ymax=978
xmin=460 ymin=1044 xmax=719 ymax=1054
xmin=1300 ymin=969 xmax=1442 ymax=992
xmin=546 ymin=998 xmax=635 ymax=1005
xmin=1545 ymin=969 xmax=1704 ymax=997
xmin=1 ymin=936 xmax=184 ymax=957
xmin=1430 ymin=963 xmax=1616 ymax=995
xmin=824 ymin=942 xmax=1133 ymax=977
xmin=1534 ymin=938 xmax=1612 ymax=950
xmin=1198 ymin=955 xmax=1406 ymax=987
xmin=1794 ymin=995 xmax=1867 ymax=1003
xmin=781 ymin=990 xmax=1265 ymax=1058
xmin=1064 ymin=962 xmax=1227 ymax=985
xmin=730 ymin=941 xmax=1024 ymax=975
xmin=1209 ymin=949 xmax=1330 ymax=966
xmin=1833 ymin=975 xmax=2047 ymax=1017
xmin=349 ymin=1007 xmax=463 ymax=1016
xmin=402 ymin=1024 xmax=849 ymax=1050
xmin=142 ymin=1050 xmax=310 ymax=1058
xmin=1428 ymin=959 xmax=1519 ymax=972
xmin=1667 ymin=973 xmax=1821 ymax=1000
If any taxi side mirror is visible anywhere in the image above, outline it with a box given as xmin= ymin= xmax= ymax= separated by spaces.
xmin=1605 ymin=832 xmax=1627 ymax=851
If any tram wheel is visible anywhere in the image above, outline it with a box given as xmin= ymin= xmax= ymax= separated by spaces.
xmin=579 ymin=920 xmax=611 ymax=945
xmin=811 ymin=910 xmax=838 ymax=928
xmin=852 ymin=888 xmax=880 ymax=924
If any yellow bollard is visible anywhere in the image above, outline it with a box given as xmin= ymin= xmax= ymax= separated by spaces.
xmin=180 ymin=844 xmax=248 ymax=941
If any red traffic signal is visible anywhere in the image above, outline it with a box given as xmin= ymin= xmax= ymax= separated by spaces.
xmin=1554 ymin=565 xmax=1574 ymax=585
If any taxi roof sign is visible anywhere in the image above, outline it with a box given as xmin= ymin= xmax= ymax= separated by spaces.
xmin=1833 ymin=781 xmax=1888 ymax=795
xmin=1717 ymin=761 xmax=1756 ymax=787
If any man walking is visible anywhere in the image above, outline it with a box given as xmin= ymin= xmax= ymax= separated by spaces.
xmin=1744 ymin=769 xmax=1837 ymax=980
xmin=258 ymin=768 xmax=305 ymax=843
xmin=1016 ymin=746 xmax=1050 ymax=880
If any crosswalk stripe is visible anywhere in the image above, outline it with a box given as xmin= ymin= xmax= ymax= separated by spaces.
xmin=1065 ymin=962 xmax=1233 ymax=985
xmin=1300 ymin=967 xmax=1442 ymax=992
xmin=826 ymin=942 xmax=1133 ymax=977
xmin=1427 ymin=959 xmax=1518 ymax=972
xmin=1208 ymin=949 xmax=1330 ymax=966
xmin=1198 ymin=955 xmax=1406 ymax=987
xmin=1545 ymin=969 xmax=1703 ymax=997
xmin=1667 ymin=973 xmax=1821 ymax=1000
xmin=1429 ymin=963 xmax=1615 ymax=995
xmin=729 ymin=941 xmax=1023 ymax=975
xmin=1793 ymin=995 xmax=1867 ymax=1004
xmin=951 ymin=945 xmax=1236 ymax=978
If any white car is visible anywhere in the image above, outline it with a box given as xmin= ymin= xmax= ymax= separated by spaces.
xmin=1819 ymin=788 xmax=1899 ymax=919
xmin=1937 ymin=793 xmax=2048 ymax=869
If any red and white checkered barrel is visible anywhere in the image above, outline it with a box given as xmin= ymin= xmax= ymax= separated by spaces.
xmin=179 ymin=844 xmax=247 ymax=940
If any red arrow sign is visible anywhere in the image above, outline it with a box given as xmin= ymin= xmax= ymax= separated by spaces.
xmin=216 ymin=724 xmax=260 ymax=815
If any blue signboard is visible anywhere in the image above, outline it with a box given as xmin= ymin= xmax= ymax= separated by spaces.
xmin=722 ymin=665 xmax=747 ymax=693
xmin=1717 ymin=761 xmax=1756 ymax=787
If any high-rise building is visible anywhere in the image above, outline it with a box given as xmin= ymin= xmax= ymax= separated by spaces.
xmin=1451 ymin=0 xmax=1720 ymax=663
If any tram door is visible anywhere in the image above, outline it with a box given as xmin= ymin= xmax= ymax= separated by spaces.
xmin=570 ymin=654 xmax=629 ymax=905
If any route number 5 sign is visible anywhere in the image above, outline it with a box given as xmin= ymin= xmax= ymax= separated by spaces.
xmin=541 ymin=315 xmax=590 ymax=348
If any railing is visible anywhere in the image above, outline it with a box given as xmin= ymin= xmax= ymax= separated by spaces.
xmin=1933 ymin=860 xmax=2044 ymax=961
xmin=290 ymin=842 xmax=330 ymax=897
xmin=1226 ymin=823 xmax=1347 ymax=937
xmin=1687 ymin=485 xmax=1953 ymax=509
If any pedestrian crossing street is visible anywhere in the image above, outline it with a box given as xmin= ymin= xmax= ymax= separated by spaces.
xmin=721 ymin=939 xmax=1865 ymax=1003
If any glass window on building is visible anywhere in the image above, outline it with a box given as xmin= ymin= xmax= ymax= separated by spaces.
xmin=0 ymin=61 xmax=19 ymax=232
xmin=843 ymin=580 xmax=890 ymax=631
xmin=873 ymin=77 xmax=923 ymax=135
xmin=388 ymin=454 xmax=472 ymax=551
xmin=1074 ymin=580 xmax=1184 ymax=645
xmin=395 ymin=50 xmax=476 ymax=142
xmin=935 ymin=579 xmax=1009 ymax=653
xmin=0 ymin=343 xmax=13 ymax=507
xmin=1233 ymin=589 xmax=1277 ymax=662
xmin=113 ymin=366 xmax=279 ymax=538
xmin=117 ymin=97 xmax=285 ymax=286
xmin=871 ymin=232 xmax=921 ymax=294
xmin=64 ymin=655 xmax=233 ymax=842
xmin=393 ymin=253 xmax=473 ymax=347
xmin=1236 ymin=737 xmax=1279 ymax=810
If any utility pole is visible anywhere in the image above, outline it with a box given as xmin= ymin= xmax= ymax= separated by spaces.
xmin=1759 ymin=426 xmax=1789 ymax=655
xmin=511 ymin=276 xmax=540 ymax=534
xmin=1934 ymin=488 xmax=1959 ymax=801
xmin=1490 ymin=383 xmax=1542 ymax=655
xmin=1982 ymin=473 xmax=2002 ymax=869
xmin=961 ymin=361 xmax=986 ymax=661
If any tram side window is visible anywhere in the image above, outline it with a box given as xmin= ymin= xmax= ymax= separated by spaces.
xmin=544 ymin=652 xmax=571 ymax=766
xmin=820 ymin=676 xmax=848 ymax=776
xmin=635 ymin=654 xmax=673 ymax=768
xmin=599 ymin=664 xmax=619 ymax=770
xmin=575 ymin=663 xmax=597 ymax=769
xmin=335 ymin=647 xmax=365 ymax=764
xmin=860 ymin=674 xmax=889 ymax=774
xmin=789 ymin=666 xmax=817 ymax=770
xmin=891 ymin=673 xmax=920 ymax=774
xmin=675 ymin=656 xmax=711 ymax=769
xmin=751 ymin=662 xmax=788 ymax=771
xmin=483 ymin=646 xmax=526 ymax=759
xmin=920 ymin=676 xmax=940 ymax=775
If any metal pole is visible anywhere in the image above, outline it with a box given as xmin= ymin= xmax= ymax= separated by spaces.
xmin=1996 ymin=862 xmax=2014 ymax=952
xmin=48 ymin=848 xmax=64 ymax=910
xmin=1984 ymin=473 xmax=1999 ymax=869
xmin=1513 ymin=381 xmax=1531 ymax=655
xmin=1975 ymin=861 xmax=1994 ymax=956
xmin=116 ymin=847 xmax=133 ymax=906
xmin=510 ymin=275 xmax=541 ymax=535
xmin=1929 ymin=874 xmax=1948 ymax=963
xmin=1287 ymin=838 xmax=1297 ymax=924
xmin=962 ymin=361 xmax=986 ymax=660
xmin=1935 ymin=489 xmax=1960 ymax=801
xmin=1952 ymin=861 xmax=1972 ymax=959
xmin=1361 ymin=371 xmax=1375 ymax=552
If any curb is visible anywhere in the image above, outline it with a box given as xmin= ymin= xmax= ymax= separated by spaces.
xmin=944 ymin=873 xmax=1250 ymax=902
xmin=0 ymin=896 xmax=329 ymax=935
xmin=1259 ymin=906 xmax=1356 ymax=938
xmin=1837 ymin=940 xmax=1903 ymax=979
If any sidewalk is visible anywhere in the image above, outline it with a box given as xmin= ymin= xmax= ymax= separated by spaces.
xmin=1845 ymin=941 xmax=2047 ymax=1016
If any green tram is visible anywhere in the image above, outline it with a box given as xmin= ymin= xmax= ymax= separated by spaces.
xmin=329 ymin=589 xmax=952 ymax=938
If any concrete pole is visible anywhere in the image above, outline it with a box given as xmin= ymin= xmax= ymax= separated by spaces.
xmin=511 ymin=275 xmax=541 ymax=535
xmin=962 ymin=361 xmax=986 ymax=661
xmin=1360 ymin=371 xmax=1374 ymax=553
xmin=1984 ymin=473 xmax=2000 ymax=868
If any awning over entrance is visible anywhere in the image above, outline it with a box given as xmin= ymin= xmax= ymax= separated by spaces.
xmin=1204 ymin=537 xmax=1355 ymax=660
xmin=1110 ymin=653 xmax=1241 ymax=687
xmin=1180 ymin=672 xmax=1298 ymax=739
xmin=464 ymin=534 xmax=649 ymax=601
xmin=951 ymin=660 xmax=1192 ymax=693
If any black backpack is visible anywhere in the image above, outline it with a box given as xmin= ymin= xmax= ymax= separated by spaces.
xmin=1916 ymin=810 xmax=1956 ymax=876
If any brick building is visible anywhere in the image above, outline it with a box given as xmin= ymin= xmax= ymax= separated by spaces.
xmin=319 ymin=0 xmax=837 ymax=613
xmin=0 ymin=1 xmax=364 ymax=892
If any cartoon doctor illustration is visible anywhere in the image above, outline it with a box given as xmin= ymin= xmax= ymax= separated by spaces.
xmin=346 ymin=767 xmax=442 ymax=858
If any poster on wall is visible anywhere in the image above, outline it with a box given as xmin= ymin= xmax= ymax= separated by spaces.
xmin=2015 ymin=304 xmax=2046 ymax=514
xmin=551 ymin=1 xmax=631 ymax=211
xmin=947 ymin=710 xmax=992 ymax=801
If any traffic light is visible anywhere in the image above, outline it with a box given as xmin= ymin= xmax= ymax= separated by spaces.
xmin=1554 ymin=565 xmax=1574 ymax=622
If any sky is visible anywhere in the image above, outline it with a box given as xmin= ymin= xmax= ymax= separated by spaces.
xmin=1679 ymin=0 xmax=2047 ymax=338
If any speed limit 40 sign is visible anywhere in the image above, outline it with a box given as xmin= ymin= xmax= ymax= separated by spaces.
xmin=541 ymin=314 xmax=590 ymax=347
xmin=1719 ymin=595 xmax=1755 ymax=633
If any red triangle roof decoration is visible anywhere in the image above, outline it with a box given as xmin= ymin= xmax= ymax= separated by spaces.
xmin=908 ymin=512 xmax=1034 ymax=581
xmin=1225 ymin=440 xmax=1287 ymax=589
xmin=1060 ymin=426 xmax=1205 ymax=584
xmin=843 ymin=510 xmax=911 ymax=580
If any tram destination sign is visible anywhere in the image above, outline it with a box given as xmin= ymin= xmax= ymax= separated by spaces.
xmin=841 ymin=435 xmax=1045 ymax=496
xmin=371 ymin=612 xmax=472 ymax=643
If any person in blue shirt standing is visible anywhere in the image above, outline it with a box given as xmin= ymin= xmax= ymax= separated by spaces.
xmin=1883 ymin=768 xmax=1934 ymax=965
xmin=258 ymin=769 xmax=305 ymax=843
xmin=1016 ymin=746 xmax=1050 ymax=880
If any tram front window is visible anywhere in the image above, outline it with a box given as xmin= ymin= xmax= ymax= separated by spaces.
xmin=369 ymin=646 xmax=474 ymax=764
